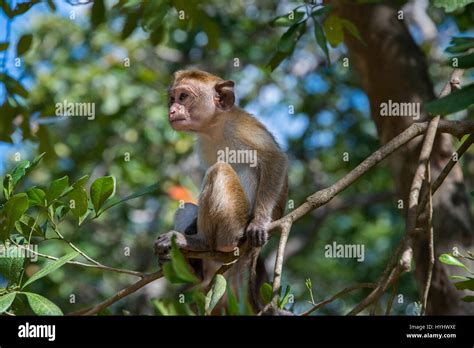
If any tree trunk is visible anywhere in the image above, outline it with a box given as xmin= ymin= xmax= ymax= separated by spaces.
xmin=335 ymin=0 xmax=474 ymax=314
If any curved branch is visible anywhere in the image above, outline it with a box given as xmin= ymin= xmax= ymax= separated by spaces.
xmin=68 ymin=270 xmax=163 ymax=316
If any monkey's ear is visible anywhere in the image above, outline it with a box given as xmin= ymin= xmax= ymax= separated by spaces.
xmin=214 ymin=80 xmax=235 ymax=110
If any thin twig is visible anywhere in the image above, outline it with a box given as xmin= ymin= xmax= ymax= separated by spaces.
xmin=49 ymin=217 xmax=102 ymax=266
xmin=11 ymin=241 xmax=145 ymax=278
xmin=385 ymin=284 xmax=397 ymax=315
xmin=301 ymin=283 xmax=376 ymax=316
xmin=421 ymin=161 xmax=434 ymax=315
xmin=68 ymin=270 xmax=163 ymax=316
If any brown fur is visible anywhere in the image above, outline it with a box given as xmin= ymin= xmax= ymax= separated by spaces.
xmin=156 ymin=70 xmax=288 ymax=312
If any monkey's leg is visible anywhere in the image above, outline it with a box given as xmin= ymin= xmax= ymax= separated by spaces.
xmin=198 ymin=162 xmax=249 ymax=252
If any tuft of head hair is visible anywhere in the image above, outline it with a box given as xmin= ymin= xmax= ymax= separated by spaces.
xmin=173 ymin=69 xmax=222 ymax=84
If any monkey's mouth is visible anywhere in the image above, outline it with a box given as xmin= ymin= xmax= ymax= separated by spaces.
xmin=169 ymin=117 xmax=187 ymax=124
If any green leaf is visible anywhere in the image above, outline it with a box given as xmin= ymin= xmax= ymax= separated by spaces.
xmin=0 ymin=292 xmax=16 ymax=313
xmin=439 ymin=254 xmax=472 ymax=273
xmin=27 ymin=187 xmax=46 ymax=207
xmin=432 ymin=0 xmax=474 ymax=12
xmin=0 ymin=193 xmax=29 ymax=242
xmin=271 ymin=10 xmax=305 ymax=27
xmin=446 ymin=38 xmax=474 ymax=54
xmin=279 ymin=285 xmax=292 ymax=309
xmin=91 ymin=0 xmax=106 ymax=28
xmin=46 ymin=176 xmax=69 ymax=204
xmin=162 ymin=262 xmax=182 ymax=284
xmin=1 ymin=1 xmax=12 ymax=17
xmin=0 ymin=73 xmax=29 ymax=98
xmin=205 ymin=274 xmax=227 ymax=315
xmin=23 ymin=292 xmax=63 ymax=315
xmin=90 ymin=176 xmax=115 ymax=214
xmin=425 ymin=84 xmax=474 ymax=116
xmin=16 ymin=34 xmax=33 ymax=56
xmin=0 ymin=245 xmax=25 ymax=285
xmin=26 ymin=152 xmax=45 ymax=174
xmin=47 ymin=0 xmax=56 ymax=11
xmin=11 ymin=160 xmax=30 ymax=186
xmin=152 ymin=299 xmax=170 ymax=315
xmin=68 ymin=187 xmax=88 ymax=221
xmin=15 ymin=215 xmax=43 ymax=238
xmin=461 ymin=295 xmax=474 ymax=302
xmin=268 ymin=50 xmax=291 ymax=72
xmin=313 ymin=20 xmax=330 ymax=64
xmin=277 ymin=21 xmax=307 ymax=53
xmin=324 ymin=14 xmax=344 ymax=47
xmin=3 ymin=174 xmax=13 ymax=200
xmin=340 ymin=18 xmax=364 ymax=44
xmin=227 ymin=286 xmax=240 ymax=315
xmin=259 ymin=282 xmax=273 ymax=305
xmin=312 ymin=5 xmax=333 ymax=17
xmin=454 ymin=278 xmax=474 ymax=291
xmin=191 ymin=290 xmax=206 ymax=316
xmin=0 ymin=42 xmax=8 ymax=51
xmin=12 ymin=2 xmax=36 ymax=16
xmin=72 ymin=175 xmax=89 ymax=189
xmin=448 ymin=275 xmax=471 ymax=281
xmin=121 ymin=10 xmax=140 ymax=39
xmin=268 ymin=20 xmax=306 ymax=71
xmin=447 ymin=53 xmax=474 ymax=69
xmin=22 ymin=252 xmax=79 ymax=289
xmin=99 ymin=183 xmax=159 ymax=213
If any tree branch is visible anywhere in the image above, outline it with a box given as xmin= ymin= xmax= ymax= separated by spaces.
xmin=68 ymin=270 xmax=163 ymax=316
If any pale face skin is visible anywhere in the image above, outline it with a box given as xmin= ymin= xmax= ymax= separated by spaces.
xmin=168 ymin=81 xmax=215 ymax=132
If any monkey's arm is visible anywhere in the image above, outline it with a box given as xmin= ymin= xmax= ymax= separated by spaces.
xmin=247 ymin=148 xmax=288 ymax=246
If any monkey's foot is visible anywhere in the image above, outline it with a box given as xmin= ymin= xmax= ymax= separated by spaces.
xmin=246 ymin=221 xmax=269 ymax=247
xmin=154 ymin=231 xmax=187 ymax=262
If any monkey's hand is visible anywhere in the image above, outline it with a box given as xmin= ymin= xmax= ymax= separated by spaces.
xmin=246 ymin=220 xmax=270 ymax=247
xmin=154 ymin=231 xmax=187 ymax=262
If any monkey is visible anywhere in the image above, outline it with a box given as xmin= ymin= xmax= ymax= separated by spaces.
xmin=154 ymin=69 xmax=288 ymax=311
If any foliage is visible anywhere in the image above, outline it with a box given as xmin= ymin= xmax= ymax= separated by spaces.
xmin=0 ymin=152 xmax=158 ymax=315
xmin=439 ymin=251 xmax=474 ymax=302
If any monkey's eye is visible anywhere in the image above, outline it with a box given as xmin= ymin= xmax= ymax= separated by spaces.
xmin=179 ymin=92 xmax=188 ymax=101
xmin=169 ymin=96 xmax=175 ymax=105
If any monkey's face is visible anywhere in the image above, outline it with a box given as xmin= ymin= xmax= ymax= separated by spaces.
xmin=168 ymin=82 xmax=216 ymax=132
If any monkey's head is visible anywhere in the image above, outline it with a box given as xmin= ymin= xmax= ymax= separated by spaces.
xmin=168 ymin=70 xmax=235 ymax=132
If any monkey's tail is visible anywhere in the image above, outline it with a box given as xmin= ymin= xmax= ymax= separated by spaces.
xmin=248 ymin=247 xmax=263 ymax=313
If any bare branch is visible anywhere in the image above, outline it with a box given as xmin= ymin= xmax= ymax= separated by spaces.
xmin=11 ymin=241 xmax=145 ymax=278
xmin=421 ymin=159 xmax=434 ymax=315
xmin=348 ymin=116 xmax=441 ymax=315
xmin=271 ymin=221 xmax=292 ymax=307
xmin=69 ymin=271 xmax=163 ymax=316
xmin=301 ymin=283 xmax=376 ymax=316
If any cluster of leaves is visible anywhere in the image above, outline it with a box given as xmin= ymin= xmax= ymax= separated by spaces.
xmin=432 ymin=0 xmax=474 ymax=13
xmin=0 ymin=249 xmax=78 ymax=315
xmin=268 ymin=3 xmax=363 ymax=71
xmin=425 ymin=36 xmax=474 ymax=116
xmin=0 ymin=153 xmax=158 ymax=315
xmin=439 ymin=251 xmax=474 ymax=302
